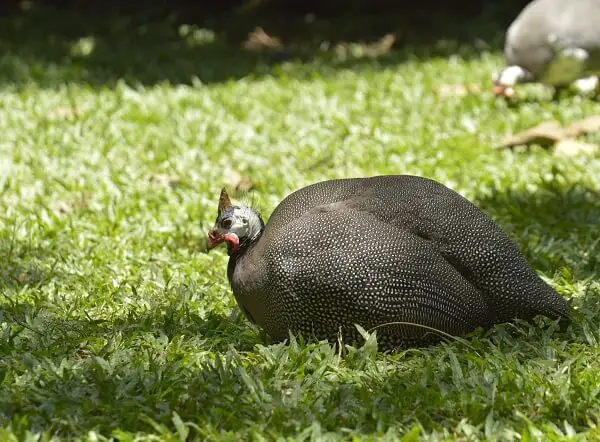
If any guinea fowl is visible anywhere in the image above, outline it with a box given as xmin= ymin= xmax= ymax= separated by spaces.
xmin=493 ymin=0 xmax=600 ymax=99
xmin=207 ymin=175 xmax=570 ymax=351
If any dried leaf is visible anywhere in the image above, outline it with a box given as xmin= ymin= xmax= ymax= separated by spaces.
xmin=497 ymin=121 xmax=566 ymax=149
xmin=564 ymin=115 xmax=600 ymax=138
xmin=234 ymin=178 xmax=255 ymax=193
xmin=225 ymin=170 xmax=256 ymax=194
xmin=553 ymin=140 xmax=599 ymax=157
xmin=365 ymin=34 xmax=397 ymax=58
xmin=498 ymin=115 xmax=600 ymax=150
xmin=436 ymin=84 xmax=481 ymax=98
xmin=242 ymin=27 xmax=283 ymax=51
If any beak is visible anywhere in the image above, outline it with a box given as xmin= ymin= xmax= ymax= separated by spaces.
xmin=206 ymin=229 xmax=223 ymax=251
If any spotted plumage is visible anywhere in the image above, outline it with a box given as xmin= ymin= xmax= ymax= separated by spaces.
xmin=207 ymin=175 xmax=571 ymax=351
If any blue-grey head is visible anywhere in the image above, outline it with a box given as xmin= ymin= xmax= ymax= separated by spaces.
xmin=207 ymin=188 xmax=264 ymax=255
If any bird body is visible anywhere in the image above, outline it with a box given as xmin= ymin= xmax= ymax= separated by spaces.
xmin=208 ymin=175 xmax=570 ymax=351
xmin=494 ymin=0 xmax=600 ymax=97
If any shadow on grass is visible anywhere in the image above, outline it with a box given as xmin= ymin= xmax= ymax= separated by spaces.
xmin=475 ymin=180 xmax=600 ymax=281
xmin=0 ymin=3 xmax=516 ymax=89
xmin=2 ymin=279 xmax=594 ymax=437
xmin=0 ymin=290 xmax=265 ymax=435
xmin=1 ymin=294 xmax=261 ymax=357
xmin=0 ymin=237 xmax=63 ymax=292
xmin=1 ymin=306 xmax=588 ymax=438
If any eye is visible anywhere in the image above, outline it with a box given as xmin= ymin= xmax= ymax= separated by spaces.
xmin=221 ymin=219 xmax=232 ymax=229
xmin=241 ymin=218 xmax=248 ymax=225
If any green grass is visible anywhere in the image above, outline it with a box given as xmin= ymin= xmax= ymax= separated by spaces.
xmin=1 ymin=9 xmax=600 ymax=442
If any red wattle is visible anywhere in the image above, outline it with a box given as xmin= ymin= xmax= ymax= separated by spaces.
xmin=222 ymin=233 xmax=240 ymax=254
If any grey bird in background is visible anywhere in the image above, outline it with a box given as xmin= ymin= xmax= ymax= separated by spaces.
xmin=493 ymin=0 xmax=600 ymax=99
xmin=207 ymin=176 xmax=570 ymax=351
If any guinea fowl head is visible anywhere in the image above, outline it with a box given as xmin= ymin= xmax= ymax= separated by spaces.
xmin=206 ymin=187 xmax=264 ymax=255
xmin=492 ymin=65 xmax=532 ymax=98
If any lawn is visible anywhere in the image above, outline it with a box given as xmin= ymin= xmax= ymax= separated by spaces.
xmin=1 ymin=7 xmax=600 ymax=442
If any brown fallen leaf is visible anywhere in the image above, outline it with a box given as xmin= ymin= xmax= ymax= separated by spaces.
xmin=365 ymin=34 xmax=397 ymax=58
xmin=242 ymin=27 xmax=283 ymax=51
xmin=496 ymin=121 xmax=567 ymax=149
xmin=233 ymin=178 xmax=255 ymax=193
xmin=436 ymin=84 xmax=481 ymax=98
xmin=553 ymin=139 xmax=599 ymax=157
xmin=224 ymin=170 xmax=256 ymax=194
xmin=564 ymin=115 xmax=600 ymax=138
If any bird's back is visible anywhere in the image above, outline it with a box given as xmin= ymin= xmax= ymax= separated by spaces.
xmin=262 ymin=175 xmax=570 ymax=324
